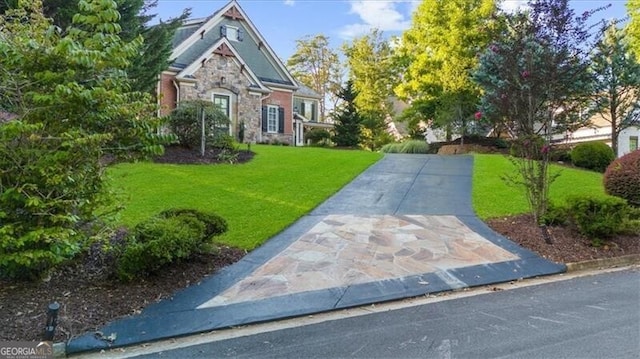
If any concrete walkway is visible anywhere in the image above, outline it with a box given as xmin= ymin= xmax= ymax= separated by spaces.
xmin=67 ymin=154 xmax=566 ymax=354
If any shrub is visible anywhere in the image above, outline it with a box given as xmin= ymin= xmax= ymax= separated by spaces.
xmin=381 ymin=140 xmax=429 ymax=154
xmin=541 ymin=202 xmax=569 ymax=226
xmin=0 ymin=122 xmax=112 ymax=280
xmin=604 ymin=150 xmax=640 ymax=206
xmin=548 ymin=145 xmax=572 ymax=163
xmin=168 ymin=100 xmax=230 ymax=149
xmin=305 ymin=128 xmax=331 ymax=145
xmin=380 ymin=142 xmax=402 ymax=153
xmin=510 ymin=135 xmax=545 ymax=159
xmin=117 ymin=209 xmax=228 ymax=281
xmin=567 ymin=195 xmax=631 ymax=242
xmin=570 ymin=141 xmax=615 ymax=172
xmin=400 ymin=140 xmax=429 ymax=154
xmin=210 ymin=134 xmax=236 ymax=150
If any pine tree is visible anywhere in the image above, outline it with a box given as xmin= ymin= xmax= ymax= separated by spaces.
xmin=332 ymin=81 xmax=362 ymax=147
xmin=590 ymin=24 xmax=640 ymax=155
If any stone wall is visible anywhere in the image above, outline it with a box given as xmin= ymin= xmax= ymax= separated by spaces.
xmin=178 ymin=54 xmax=262 ymax=143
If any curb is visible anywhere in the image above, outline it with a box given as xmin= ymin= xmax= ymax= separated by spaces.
xmin=55 ymin=255 xmax=640 ymax=358
xmin=565 ymin=254 xmax=640 ymax=272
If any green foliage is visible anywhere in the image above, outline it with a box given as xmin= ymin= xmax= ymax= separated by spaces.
xmin=628 ymin=0 xmax=640 ymax=58
xmin=566 ymin=195 xmax=631 ymax=242
xmin=473 ymin=1 xmax=598 ymax=225
xmin=509 ymin=135 xmax=545 ymax=160
xmin=395 ymin=0 xmax=497 ymax=138
xmin=590 ymin=23 xmax=640 ymax=155
xmin=571 ymin=141 xmax=615 ymax=172
xmin=541 ymin=202 xmax=569 ymax=226
xmin=332 ymin=80 xmax=362 ymax=147
xmin=287 ymin=34 xmax=342 ymax=121
xmin=381 ymin=140 xmax=429 ymax=154
xmin=117 ymin=209 xmax=228 ymax=281
xmin=305 ymin=128 xmax=331 ymax=145
xmin=168 ymin=100 xmax=231 ymax=149
xmin=604 ymin=149 xmax=640 ymax=205
xmin=0 ymin=1 xmax=172 ymax=280
xmin=0 ymin=121 xmax=112 ymax=280
xmin=343 ymin=29 xmax=395 ymax=127
xmin=548 ymin=146 xmax=572 ymax=163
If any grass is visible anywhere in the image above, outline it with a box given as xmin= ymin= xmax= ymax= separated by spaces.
xmin=472 ymin=154 xmax=608 ymax=219
xmin=108 ymin=145 xmax=382 ymax=249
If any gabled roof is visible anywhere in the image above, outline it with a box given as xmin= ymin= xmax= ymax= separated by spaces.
xmin=170 ymin=0 xmax=298 ymax=90
xmin=176 ymin=36 xmax=271 ymax=93
xmin=294 ymin=83 xmax=322 ymax=99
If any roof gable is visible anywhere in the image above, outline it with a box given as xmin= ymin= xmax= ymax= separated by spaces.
xmin=176 ymin=37 xmax=270 ymax=93
xmin=170 ymin=0 xmax=298 ymax=89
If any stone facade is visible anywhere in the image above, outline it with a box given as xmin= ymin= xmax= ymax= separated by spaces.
xmin=176 ymin=54 xmax=262 ymax=143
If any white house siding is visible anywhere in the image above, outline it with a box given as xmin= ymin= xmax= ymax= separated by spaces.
xmin=618 ymin=126 xmax=640 ymax=157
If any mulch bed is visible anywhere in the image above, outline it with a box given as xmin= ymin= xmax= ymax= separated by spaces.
xmin=1 ymin=146 xmax=638 ymax=343
xmin=153 ymin=145 xmax=255 ymax=165
xmin=486 ymin=214 xmax=640 ymax=264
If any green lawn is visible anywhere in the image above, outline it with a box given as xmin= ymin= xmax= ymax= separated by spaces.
xmin=472 ymin=154 xmax=608 ymax=219
xmin=108 ymin=145 xmax=382 ymax=249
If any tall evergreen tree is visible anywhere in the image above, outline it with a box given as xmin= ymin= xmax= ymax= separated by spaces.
xmin=332 ymin=80 xmax=362 ymax=147
xmin=1 ymin=0 xmax=188 ymax=94
xmin=590 ymin=23 xmax=640 ymax=155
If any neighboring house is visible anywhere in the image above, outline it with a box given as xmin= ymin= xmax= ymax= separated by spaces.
xmin=292 ymin=83 xmax=329 ymax=146
xmin=157 ymin=0 xmax=321 ymax=146
xmin=551 ymin=114 xmax=640 ymax=157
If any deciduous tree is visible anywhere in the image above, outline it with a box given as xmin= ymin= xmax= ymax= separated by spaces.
xmin=287 ymin=34 xmax=342 ymax=121
xmin=395 ymin=0 xmax=497 ymax=139
xmin=473 ymin=0 xmax=597 ymax=233
xmin=627 ymin=0 xmax=640 ymax=58
xmin=0 ymin=0 xmax=170 ymax=279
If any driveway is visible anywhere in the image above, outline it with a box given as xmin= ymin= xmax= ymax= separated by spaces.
xmin=67 ymin=154 xmax=566 ymax=354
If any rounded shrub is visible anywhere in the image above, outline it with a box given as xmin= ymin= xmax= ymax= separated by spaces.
xmin=570 ymin=141 xmax=615 ymax=172
xmin=604 ymin=149 xmax=640 ymax=206
xmin=117 ymin=209 xmax=228 ymax=281
xmin=168 ymin=100 xmax=230 ymax=149
xmin=400 ymin=140 xmax=429 ymax=154
xmin=567 ymin=195 xmax=631 ymax=242
xmin=305 ymin=128 xmax=331 ymax=145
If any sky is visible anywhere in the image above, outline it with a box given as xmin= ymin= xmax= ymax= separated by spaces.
xmin=153 ymin=0 xmax=631 ymax=61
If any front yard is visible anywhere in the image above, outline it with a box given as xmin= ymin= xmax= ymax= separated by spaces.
xmin=1 ymin=148 xmax=637 ymax=342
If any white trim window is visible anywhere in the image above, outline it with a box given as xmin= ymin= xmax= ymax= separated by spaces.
xmin=267 ymin=105 xmax=278 ymax=133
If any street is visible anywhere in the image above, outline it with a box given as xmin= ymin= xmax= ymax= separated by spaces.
xmin=127 ymin=268 xmax=640 ymax=359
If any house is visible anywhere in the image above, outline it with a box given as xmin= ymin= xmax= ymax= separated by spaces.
xmin=157 ymin=0 xmax=321 ymax=146
xmin=551 ymin=113 xmax=640 ymax=158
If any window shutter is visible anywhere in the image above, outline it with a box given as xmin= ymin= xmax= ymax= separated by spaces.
xmin=237 ymin=28 xmax=244 ymax=41
xmin=220 ymin=25 xmax=227 ymax=37
xmin=278 ymin=107 xmax=285 ymax=134
xmin=261 ymin=106 xmax=268 ymax=132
